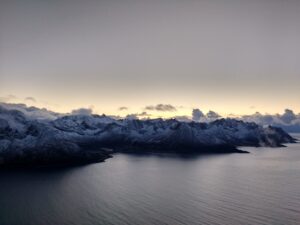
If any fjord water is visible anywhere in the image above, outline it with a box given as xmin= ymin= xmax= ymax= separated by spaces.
xmin=0 ymin=135 xmax=300 ymax=225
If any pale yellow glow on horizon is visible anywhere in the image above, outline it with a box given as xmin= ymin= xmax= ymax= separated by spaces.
xmin=1 ymin=0 xmax=300 ymax=120
xmin=1 ymin=83 xmax=300 ymax=118
xmin=1 ymin=95 xmax=299 ymax=119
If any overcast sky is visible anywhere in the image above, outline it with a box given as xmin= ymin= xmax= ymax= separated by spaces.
xmin=0 ymin=0 xmax=299 ymax=116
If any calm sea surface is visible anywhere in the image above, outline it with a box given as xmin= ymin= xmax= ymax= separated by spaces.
xmin=0 ymin=134 xmax=300 ymax=225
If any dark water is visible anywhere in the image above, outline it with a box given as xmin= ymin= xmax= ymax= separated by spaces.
xmin=1 ymin=135 xmax=300 ymax=225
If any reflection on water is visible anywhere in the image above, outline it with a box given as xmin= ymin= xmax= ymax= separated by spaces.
xmin=0 ymin=134 xmax=300 ymax=225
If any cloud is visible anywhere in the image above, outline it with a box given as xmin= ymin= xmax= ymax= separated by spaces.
xmin=0 ymin=102 xmax=59 ymax=120
xmin=241 ymin=109 xmax=300 ymax=133
xmin=242 ymin=110 xmax=297 ymax=125
xmin=125 ymin=111 xmax=151 ymax=120
xmin=145 ymin=104 xmax=177 ymax=112
xmin=118 ymin=106 xmax=128 ymax=111
xmin=1 ymin=95 xmax=37 ymax=104
xmin=206 ymin=110 xmax=221 ymax=119
xmin=125 ymin=114 xmax=138 ymax=120
xmin=139 ymin=112 xmax=150 ymax=116
xmin=71 ymin=108 xmax=93 ymax=115
xmin=192 ymin=109 xmax=204 ymax=121
xmin=25 ymin=97 xmax=36 ymax=102
xmin=0 ymin=95 xmax=18 ymax=102
xmin=189 ymin=108 xmax=300 ymax=132
xmin=280 ymin=109 xmax=297 ymax=124
xmin=191 ymin=109 xmax=221 ymax=122
xmin=0 ymin=95 xmax=62 ymax=111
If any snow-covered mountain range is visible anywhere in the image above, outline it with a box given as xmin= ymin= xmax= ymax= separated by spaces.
xmin=0 ymin=103 xmax=296 ymax=167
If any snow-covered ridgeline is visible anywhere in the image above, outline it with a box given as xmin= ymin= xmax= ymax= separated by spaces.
xmin=0 ymin=104 xmax=296 ymax=166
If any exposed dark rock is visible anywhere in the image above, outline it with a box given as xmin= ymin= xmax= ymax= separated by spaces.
xmin=0 ymin=104 xmax=296 ymax=168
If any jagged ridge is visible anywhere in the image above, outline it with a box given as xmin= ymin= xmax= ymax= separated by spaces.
xmin=0 ymin=105 xmax=296 ymax=167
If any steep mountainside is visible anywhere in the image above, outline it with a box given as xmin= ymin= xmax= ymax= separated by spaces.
xmin=0 ymin=104 xmax=296 ymax=167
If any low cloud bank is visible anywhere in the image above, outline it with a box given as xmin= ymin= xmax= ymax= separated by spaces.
xmin=242 ymin=109 xmax=300 ymax=133
xmin=0 ymin=102 xmax=59 ymax=120
xmin=71 ymin=108 xmax=93 ymax=115
xmin=190 ymin=108 xmax=300 ymax=132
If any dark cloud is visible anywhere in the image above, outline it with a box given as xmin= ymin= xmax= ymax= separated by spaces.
xmin=25 ymin=97 xmax=36 ymax=102
xmin=125 ymin=111 xmax=151 ymax=120
xmin=145 ymin=104 xmax=177 ymax=112
xmin=118 ymin=106 xmax=128 ymax=111
xmin=139 ymin=112 xmax=150 ymax=116
xmin=192 ymin=109 xmax=204 ymax=121
xmin=280 ymin=109 xmax=297 ymax=124
xmin=71 ymin=108 xmax=93 ymax=115
xmin=206 ymin=110 xmax=221 ymax=119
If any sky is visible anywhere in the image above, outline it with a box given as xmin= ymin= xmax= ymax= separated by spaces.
xmin=0 ymin=0 xmax=299 ymax=118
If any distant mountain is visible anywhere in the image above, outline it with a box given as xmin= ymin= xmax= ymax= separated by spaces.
xmin=0 ymin=104 xmax=296 ymax=167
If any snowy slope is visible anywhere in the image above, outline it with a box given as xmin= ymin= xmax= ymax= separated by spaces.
xmin=0 ymin=104 xmax=296 ymax=167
